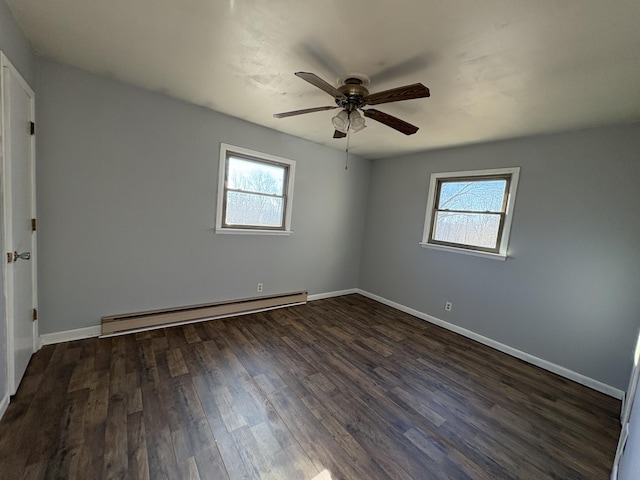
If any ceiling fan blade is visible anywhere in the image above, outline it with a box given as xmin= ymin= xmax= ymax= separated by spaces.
xmin=273 ymin=106 xmax=338 ymax=119
xmin=333 ymin=130 xmax=347 ymax=139
xmin=363 ymin=109 xmax=419 ymax=135
xmin=362 ymin=83 xmax=430 ymax=106
xmin=295 ymin=72 xmax=346 ymax=100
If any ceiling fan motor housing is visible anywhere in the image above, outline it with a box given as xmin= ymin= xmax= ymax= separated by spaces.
xmin=336 ymin=78 xmax=369 ymax=110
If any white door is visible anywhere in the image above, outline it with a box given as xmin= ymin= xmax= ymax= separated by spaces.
xmin=1 ymin=53 xmax=37 ymax=395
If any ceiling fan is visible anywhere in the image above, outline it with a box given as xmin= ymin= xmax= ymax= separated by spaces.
xmin=273 ymin=72 xmax=430 ymax=138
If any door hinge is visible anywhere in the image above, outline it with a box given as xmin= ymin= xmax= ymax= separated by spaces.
xmin=6 ymin=252 xmax=13 ymax=263
xmin=31 ymin=218 xmax=37 ymax=232
xmin=33 ymin=308 xmax=38 ymax=321
xmin=30 ymin=121 xmax=35 ymax=135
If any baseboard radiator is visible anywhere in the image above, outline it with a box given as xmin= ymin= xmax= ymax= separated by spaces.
xmin=101 ymin=290 xmax=308 ymax=337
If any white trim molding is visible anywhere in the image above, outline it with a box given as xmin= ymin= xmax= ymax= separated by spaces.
xmin=40 ymin=325 xmax=101 ymax=347
xmin=621 ymin=326 xmax=640 ymax=425
xmin=308 ymin=289 xmax=358 ymax=301
xmin=0 ymin=393 xmax=9 ymax=421
xmin=357 ymin=289 xmax=624 ymax=399
xmin=419 ymin=241 xmax=508 ymax=261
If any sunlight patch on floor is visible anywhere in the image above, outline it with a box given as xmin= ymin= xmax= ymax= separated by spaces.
xmin=311 ymin=468 xmax=333 ymax=480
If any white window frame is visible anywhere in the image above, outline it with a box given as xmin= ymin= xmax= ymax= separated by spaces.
xmin=216 ymin=143 xmax=295 ymax=235
xmin=420 ymin=167 xmax=520 ymax=260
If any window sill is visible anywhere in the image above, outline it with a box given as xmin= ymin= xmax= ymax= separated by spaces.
xmin=419 ymin=242 xmax=507 ymax=261
xmin=215 ymin=228 xmax=292 ymax=236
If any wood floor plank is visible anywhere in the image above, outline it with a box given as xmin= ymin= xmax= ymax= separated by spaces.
xmin=162 ymin=375 xmax=216 ymax=458
xmin=102 ymin=392 xmax=128 ymax=479
xmin=167 ymin=348 xmax=189 ymax=377
xmin=269 ymin=443 xmax=321 ymax=480
xmin=76 ymin=371 xmax=109 ymax=478
xmin=191 ymin=374 xmax=258 ymax=480
xmin=267 ymin=386 xmax=378 ymax=479
xmin=194 ymin=446 xmax=230 ymax=480
xmin=126 ymin=411 xmax=150 ymax=480
xmin=176 ymin=455 xmax=201 ymax=480
xmin=137 ymin=341 xmax=159 ymax=387
xmin=145 ymin=427 xmax=180 ymax=480
xmin=23 ymin=348 xmax=75 ymax=468
xmin=0 ymin=294 xmax=621 ymax=479
xmin=44 ymin=387 xmax=90 ymax=479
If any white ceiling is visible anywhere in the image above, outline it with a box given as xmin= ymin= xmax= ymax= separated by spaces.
xmin=6 ymin=0 xmax=640 ymax=159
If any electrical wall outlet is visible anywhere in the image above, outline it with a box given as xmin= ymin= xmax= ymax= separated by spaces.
xmin=445 ymin=301 xmax=452 ymax=312
xmin=257 ymin=283 xmax=263 ymax=292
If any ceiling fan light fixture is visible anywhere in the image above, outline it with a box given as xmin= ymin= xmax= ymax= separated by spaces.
xmin=350 ymin=110 xmax=366 ymax=132
xmin=332 ymin=110 xmax=349 ymax=133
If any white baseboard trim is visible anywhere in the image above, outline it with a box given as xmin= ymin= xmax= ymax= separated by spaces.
xmin=0 ymin=393 xmax=9 ymax=421
xmin=357 ymin=289 xmax=624 ymax=400
xmin=40 ymin=325 xmax=102 ymax=346
xmin=308 ymin=289 xmax=358 ymax=301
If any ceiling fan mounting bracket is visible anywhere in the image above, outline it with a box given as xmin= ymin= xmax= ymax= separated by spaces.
xmin=337 ymin=73 xmax=370 ymax=87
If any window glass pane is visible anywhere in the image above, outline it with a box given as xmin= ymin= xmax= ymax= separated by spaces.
xmin=438 ymin=179 xmax=506 ymax=212
xmin=225 ymin=192 xmax=284 ymax=227
xmin=228 ymin=157 xmax=285 ymax=195
xmin=433 ymin=212 xmax=501 ymax=249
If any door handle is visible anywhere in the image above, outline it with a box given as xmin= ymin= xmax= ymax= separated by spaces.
xmin=13 ymin=251 xmax=31 ymax=261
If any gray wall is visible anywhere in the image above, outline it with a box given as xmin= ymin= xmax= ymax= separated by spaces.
xmin=359 ymin=124 xmax=640 ymax=390
xmin=0 ymin=0 xmax=34 ymax=86
xmin=0 ymin=0 xmax=34 ymax=404
xmin=35 ymin=57 xmax=370 ymax=334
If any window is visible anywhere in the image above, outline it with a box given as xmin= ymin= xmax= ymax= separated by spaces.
xmin=216 ymin=143 xmax=295 ymax=234
xmin=420 ymin=167 xmax=520 ymax=259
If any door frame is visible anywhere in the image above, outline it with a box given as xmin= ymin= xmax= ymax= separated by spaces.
xmin=1 ymin=52 xmax=37 ymax=395
xmin=622 ymin=328 xmax=640 ymax=424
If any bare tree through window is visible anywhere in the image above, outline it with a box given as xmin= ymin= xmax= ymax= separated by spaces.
xmin=216 ymin=144 xmax=296 ymax=233
xmin=224 ymin=156 xmax=287 ymax=228
xmin=433 ymin=179 xmax=507 ymax=249
xmin=422 ymin=167 xmax=520 ymax=256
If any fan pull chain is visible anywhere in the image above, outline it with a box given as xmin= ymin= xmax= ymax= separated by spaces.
xmin=345 ymin=117 xmax=351 ymax=170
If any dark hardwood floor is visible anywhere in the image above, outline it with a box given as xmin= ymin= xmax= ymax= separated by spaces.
xmin=0 ymin=294 xmax=621 ymax=479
